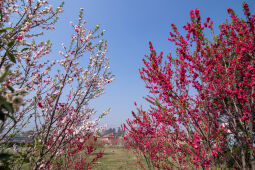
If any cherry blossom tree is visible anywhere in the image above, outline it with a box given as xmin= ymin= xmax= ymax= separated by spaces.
xmin=0 ymin=0 xmax=113 ymax=169
xmin=124 ymin=3 xmax=254 ymax=169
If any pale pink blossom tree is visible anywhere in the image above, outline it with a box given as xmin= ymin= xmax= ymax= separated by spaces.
xmin=0 ymin=1 xmax=113 ymax=169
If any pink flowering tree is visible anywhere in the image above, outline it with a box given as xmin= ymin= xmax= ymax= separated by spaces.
xmin=0 ymin=0 xmax=113 ymax=169
xmin=124 ymin=3 xmax=254 ymax=169
xmin=0 ymin=0 xmax=64 ymax=140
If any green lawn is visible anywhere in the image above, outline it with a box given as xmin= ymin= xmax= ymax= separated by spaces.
xmin=93 ymin=146 xmax=139 ymax=170
xmin=8 ymin=146 xmax=141 ymax=170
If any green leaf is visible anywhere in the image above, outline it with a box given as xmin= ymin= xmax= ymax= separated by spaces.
xmin=0 ymin=30 xmax=6 ymax=34
xmin=94 ymin=24 xmax=100 ymax=32
xmin=0 ymin=70 xmax=9 ymax=83
xmin=7 ymin=52 xmax=16 ymax=63
xmin=7 ymin=41 xmax=15 ymax=48
xmin=6 ymin=85 xmax=14 ymax=92
xmin=21 ymin=48 xmax=29 ymax=52
xmin=4 ymin=27 xmax=14 ymax=30
xmin=0 ymin=27 xmax=14 ymax=34
xmin=248 ymin=149 xmax=253 ymax=154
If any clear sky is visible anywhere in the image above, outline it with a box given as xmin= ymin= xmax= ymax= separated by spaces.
xmin=46 ymin=0 xmax=255 ymax=128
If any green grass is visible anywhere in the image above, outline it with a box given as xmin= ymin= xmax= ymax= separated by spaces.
xmin=9 ymin=146 xmax=141 ymax=170
xmin=93 ymin=146 xmax=138 ymax=170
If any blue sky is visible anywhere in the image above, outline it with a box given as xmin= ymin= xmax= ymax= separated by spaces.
xmin=47 ymin=0 xmax=255 ymax=128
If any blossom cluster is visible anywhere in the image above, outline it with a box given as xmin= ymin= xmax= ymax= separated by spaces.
xmin=124 ymin=3 xmax=255 ymax=169
xmin=0 ymin=1 xmax=113 ymax=169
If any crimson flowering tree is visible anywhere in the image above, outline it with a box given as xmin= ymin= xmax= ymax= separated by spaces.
xmin=0 ymin=0 xmax=113 ymax=169
xmin=124 ymin=106 xmax=192 ymax=169
xmin=124 ymin=3 xmax=254 ymax=170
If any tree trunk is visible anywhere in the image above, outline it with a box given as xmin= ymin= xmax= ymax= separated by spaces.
xmin=242 ymin=149 xmax=247 ymax=170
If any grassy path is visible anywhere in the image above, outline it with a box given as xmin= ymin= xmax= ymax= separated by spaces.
xmin=93 ymin=146 xmax=138 ymax=170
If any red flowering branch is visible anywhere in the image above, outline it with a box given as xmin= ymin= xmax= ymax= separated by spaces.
xmin=124 ymin=3 xmax=255 ymax=169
